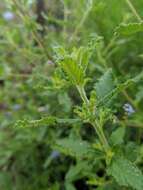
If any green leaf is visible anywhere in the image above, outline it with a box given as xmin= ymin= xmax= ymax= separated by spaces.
xmin=107 ymin=156 xmax=143 ymax=190
xmin=109 ymin=127 xmax=125 ymax=146
xmin=65 ymin=183 xmax=76 ymax=190
xmin=135 ymin=86 xmax=143 ymax=103
xmin=15 ymin=116 xmax=81 ymax=128
xmin=56 ymin=46 xmax=91 ymax=86
xmin=95 ymin=69 xmax=115 ymax=102
xmin=97 ymin=71 xmax=143 ymax=107
xmin=132 ymin=70 xmax=143 ymax=83
xmin=115 ymin=22 xmax=143 ymax=36
xmin=61 ymin=57 xmax=85 ymax=85
xmin=125 ymin=142 xmax=139 ymax=162
xmin=15 ymin=116 xmax=57 ymax=127
xmin=55 ymin=138 xmax=90 ymax=157
xmin=66 ymin=161 xmax=90 ymax=182
xmin=73 ymin=47 xmax=91 ymax=72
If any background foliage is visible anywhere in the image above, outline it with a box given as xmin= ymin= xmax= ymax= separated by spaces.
xmin=0 ymin=0 xmax=143 ymax=189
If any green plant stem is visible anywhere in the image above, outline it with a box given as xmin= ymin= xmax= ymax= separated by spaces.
xmin=96 ymin=48 xmax=108 ymax=69
xmin=70 ymin=3 xmax=92 ymax=42
xmin=125 ymin=0 xmax=142 ymax=22
xmin=76 ymin=85 xmax=89 ymax=106
xmin=92 ymin=122 xmax=110 ymax=152
xmin=76 ymin=85 xmax=110 ymax=153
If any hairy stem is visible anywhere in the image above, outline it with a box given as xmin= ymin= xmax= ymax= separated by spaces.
xmin=76 ymin=85 xmax=89 ymax=106
xmin=92 ymin=122 xmax=110 ymax=152
xmin=77 ymin=85 xmax=110 ymax=153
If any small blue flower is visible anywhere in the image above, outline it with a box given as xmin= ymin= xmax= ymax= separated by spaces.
xmin=3 ymin=11 xmax=14 ymax=21
xmin=50 ymin=151 xmax=60 ymax=159
xmin=12 ymin=104 xmax=21 ymax=111
xmin=123 ymin=103 xmax=135 ymax=115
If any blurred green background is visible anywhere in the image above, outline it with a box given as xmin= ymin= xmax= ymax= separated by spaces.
xmin=0 ymin=0 xmax=143 ymax=189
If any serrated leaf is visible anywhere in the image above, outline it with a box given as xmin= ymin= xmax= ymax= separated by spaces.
xmin=107 ymin=156 xmax=143 ymax=190
xmin=15 ymin=116 xmax=57 ymax=128
xmin=15 ymin=116 xmax=81 ymax=128
xmin=97 ymin=71 xmax=143 ymax=107
xmin=115 ymin=22 xmax=143 ymax=36
xmin=55 ymin=138 xmax=90 ymax=157
xmin=95 ymin=69 xmax=115 ymax=102
xmin=61 ymin=57 xmax=85 ymax=85
xmin=109 ymin=127 xmax=125 ymax=146
xmin=56 ymin=46 xmax=91 ymax=86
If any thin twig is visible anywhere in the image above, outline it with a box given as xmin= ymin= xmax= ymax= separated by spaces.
xmin=125 ymin=0 xmax=142 ymax=22
xmin=69 ymin=3 xmax=92 ymax=42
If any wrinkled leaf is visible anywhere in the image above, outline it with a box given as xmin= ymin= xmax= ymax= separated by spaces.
xmin=107 ymin=156 xmax=143 ymax=190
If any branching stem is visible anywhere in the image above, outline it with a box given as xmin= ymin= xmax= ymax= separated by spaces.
xmin=76 ymin=85 xmax=110 ymax=153
xmin=92 ymin=122 xmax=110 ymax=152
